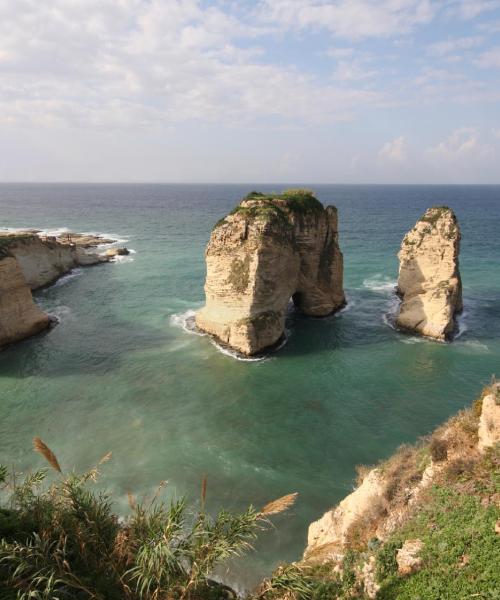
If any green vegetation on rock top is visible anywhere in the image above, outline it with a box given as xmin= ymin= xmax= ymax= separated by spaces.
xmin=213 ymin=189 xmax=325 ymax=230
xmin=420 ymin=206 xmax=453 ymax=226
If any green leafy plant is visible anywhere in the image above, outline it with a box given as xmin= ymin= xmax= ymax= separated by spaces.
xmin=0 ymin=439 xmax=297 ymax=600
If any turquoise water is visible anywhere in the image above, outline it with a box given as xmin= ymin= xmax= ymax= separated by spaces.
xmin=1 ymin=183 xmax=499 ymax=590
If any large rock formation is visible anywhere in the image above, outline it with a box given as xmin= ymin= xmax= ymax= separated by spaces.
xmin=195 ymin=190 xmax=345 ymax=355
xmin=0 ymin=232 xmax=116 ymax=348
xmin=396 ymin=206 xmax=462 ymax=341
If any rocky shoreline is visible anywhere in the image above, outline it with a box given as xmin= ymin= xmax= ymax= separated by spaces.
xmin=0 ymin=229 xmax=129 ymax=348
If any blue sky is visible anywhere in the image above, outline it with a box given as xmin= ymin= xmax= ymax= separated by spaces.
xmin=1 ymin=0 xmax=500 ymax=183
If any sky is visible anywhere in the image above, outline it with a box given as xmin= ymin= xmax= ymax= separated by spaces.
xmin=1 ymin=0 xmax=500 ymax=183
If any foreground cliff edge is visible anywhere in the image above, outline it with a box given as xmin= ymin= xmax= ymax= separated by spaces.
xmin=0 ymin=231 xmax=127 ymax=348
xmin=396 ymin=206 xmax=462 ymax=341
xmin=256 ymin=383 xmax=499 ymax=599
xmin=196 ymin=190 xmax=345 ymax=355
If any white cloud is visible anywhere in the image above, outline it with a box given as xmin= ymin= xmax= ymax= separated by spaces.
xmin=449 ymin=0 xmax=500 ymax=19
xmin=257 ymin=0 xmax=436 ymax=39
xmin=475 ymin=46 xmax=500 ymax=68
xmin=379 ymin=136 xmax=407 ymax=161
xmin=428 ymin=36 xmax=483 ymax=56
xmin=428 ymin=127 xmax=494 ymax=160
xmin=0 ymin=0 xmax=383 ymax=128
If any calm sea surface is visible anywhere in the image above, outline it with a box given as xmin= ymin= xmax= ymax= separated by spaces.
xmin=1 ymin=183 xmax=499 ymax=590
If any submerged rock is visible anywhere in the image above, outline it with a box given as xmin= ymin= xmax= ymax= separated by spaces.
xmin=396 ymin=206 xmax=462 ymax=341
xmin=196 ymin=190 xmax=345 ymax=356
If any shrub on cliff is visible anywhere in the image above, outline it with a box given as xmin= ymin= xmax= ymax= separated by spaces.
xmin=0 ymin=439 xmax=296 ymax=600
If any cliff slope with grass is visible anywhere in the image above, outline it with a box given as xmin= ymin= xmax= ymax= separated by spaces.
xmin=0 ymin=232 xmax=115 ymax=348
xmin=396 ymin=206 xmax=462 ymax=341
xmin=256 ymin=383 xmax=499 ymax=600
xmin=196 ymin=190 xmax=344 ymax=356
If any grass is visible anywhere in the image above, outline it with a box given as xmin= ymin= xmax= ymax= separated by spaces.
xmin=376 ymin=469 xmax=500 ymax=599
xmin=213 ymin=189 xmax=325 ymax=231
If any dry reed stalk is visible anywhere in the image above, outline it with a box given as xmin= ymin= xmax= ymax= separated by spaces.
xmin=33 ymin=437 xmax=62 ymax=473
xmin=260 ymin=492 xmax=298 ymax=516
xmin=201 ymin=474 xmax=208 ymax=510
xmin=98 ymin=451 xmax=112 ymax=465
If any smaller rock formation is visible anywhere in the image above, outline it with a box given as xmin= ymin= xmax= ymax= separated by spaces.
xmin=105 ymin=247 xmax=130 ymax=257
xmin=196 ymin=190 xmax=345 ymax=356
xmin=396 ymin=206 xmax=462 ymax=340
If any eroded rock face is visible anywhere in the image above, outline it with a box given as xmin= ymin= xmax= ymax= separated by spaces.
xmin=396 ymin=206 xmax=462 ymax=341
xmin=6 ymin=236 xmax=109 ymax=289
xmin=196 ymin=191 xmax=344 ymax=355
xmin=0 ymin=255 xmax=51 ymax=346
xmin=0 ymin=232 xmax=113 ymax=348
xmin=305 ymin=469 xmax=386 ymax=560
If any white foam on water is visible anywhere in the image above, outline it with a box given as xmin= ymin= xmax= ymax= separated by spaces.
xmin=335 ymin=293 xmax=354 ymax=316
xmin=170 ymin=309 xmax=286 ymax=361
xmin=382 ymin=294 xmax=400 ymax=330
xmin=399 ymin=335 xmax=426 ymax=344
xmin=362 ymin=274 xmax=397 ymax=294
xmin=110 ymin=254 xmax=135 ymax=264
xmin=47 ymin=305 xmax=73 ymax=322
xmin=170 ymin=309 xmax=203 ymax=336
xmin=81 ymin=230 xmax=129 ymax=244
xmin=458 ymin=340 xmax=489 ymax=353
xmin=37 ymin=227 xmax=71 ymax=237
xmin=209 ymin=339 xmax=271 ymax=362
xmin=455 ymin=310 xmax=468 ymax=339
xmin=46 ymin=268 xmax=83 ymax=289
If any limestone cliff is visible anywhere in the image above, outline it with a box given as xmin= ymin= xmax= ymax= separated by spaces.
xmin=0 ymin=232 xmax=114 ymax=348
xmin=6 ymin=235 xmax=108 ymax=289
xmin=0 ymin=253 xmax=51 ymax=346
xmin=196 ymin=190 xmax=345 ymax=355
xmin=396 ymin=206 xmax=462 ymax=341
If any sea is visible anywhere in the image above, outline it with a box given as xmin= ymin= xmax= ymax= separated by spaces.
xmin=0 ymin=183 xmax=499 ymax=591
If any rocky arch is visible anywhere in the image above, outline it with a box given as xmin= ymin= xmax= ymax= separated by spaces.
xmin=195 ymin=190 xmax=345 ymax=356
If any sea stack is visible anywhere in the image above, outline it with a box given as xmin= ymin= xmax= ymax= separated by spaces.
xmin=196 ymin=189 xmax=345 ymax=355
xmin=396 ymin=206 xmax=462 ymax=341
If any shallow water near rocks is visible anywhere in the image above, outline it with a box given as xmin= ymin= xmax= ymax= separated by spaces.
xmin=1 ymin=183 xmax=499 ymax=591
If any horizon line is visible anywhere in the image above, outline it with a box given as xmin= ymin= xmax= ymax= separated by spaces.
xmin=1 ymin=181 xmax=500 ymax=186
